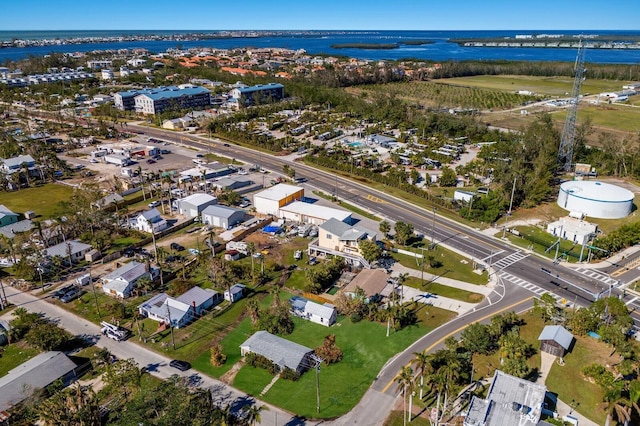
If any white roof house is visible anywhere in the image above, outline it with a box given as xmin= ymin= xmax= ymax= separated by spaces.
xmin=254 ymin=184 xmax=304 ymax=216
xmin=136 ymin=208 xmax=168 ymax=234
xmin=278 ymin=201 xmax=351 ymax=225
xmin=138 ymin=286 xmax=220 ymax=328
xmin=1 ymin=154 xmax=36 ymax=173
xmin=465 ymin=370 xmax=546 ymax=426
xmin=175 ymin=193 xmax=218 ymax=217
xmin=102 ymin=261 xmax=150 ymax=298
xmin=290 ymin=296 xmax=337 ymax=327
xmin=240 ymin=331 xmax=314 ymax=373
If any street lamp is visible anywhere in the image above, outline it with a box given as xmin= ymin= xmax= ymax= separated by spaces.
xmin=502 ymin=176 xmax=517 ymax=239
xmin=430 ymin=207 xmax=438 ymax=249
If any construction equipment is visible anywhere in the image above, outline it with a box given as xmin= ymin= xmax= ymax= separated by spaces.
xmin=558 ymin=40 xmax=587 ymax=173
xmin=100 ymin=321 xmax=129 ymax=342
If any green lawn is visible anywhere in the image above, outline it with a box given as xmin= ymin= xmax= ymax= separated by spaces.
xmin=1 ymin=184 xmax=74 ymax=219
xmin=404 ymin=277 xmax=484 ymax=303
xmin=384 ymin=411 xmax=432 ymax=426
xmin=435 ymin=75 xmax=626 ymax=97
xmin=0 ymin=343 xmax=41 ymax=377
xmin=545 ymin=334 xmax=616 ymax=425
xmin=392 ymin=244 xmax=488 ymax=285
xmin=215 ymin=303 xmax=455 ymax=419
xmin=553 ymin=103 xmax=640 ymax=133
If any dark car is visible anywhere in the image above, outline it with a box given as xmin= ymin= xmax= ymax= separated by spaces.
xmin=196 ymin=154 xmax=204 ymax=158
xmin=223 ymin=143 xmax=230 ymax=147
xmin=146 ymin=159 xmax=156 ymax=164
xmin=52 ymin=285 xmax=75 ymax=299
xmin=60 ymin=288 xmax=81 ymax=303
xmin=169 ymin=359 xmax=191 ymax=371
xmin=123 ymin=247 xmax=135 ymax=257
xmin=170 ymin=242 xmax=185 ymax=251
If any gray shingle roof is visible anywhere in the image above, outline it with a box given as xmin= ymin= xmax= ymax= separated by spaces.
xmin=176 ymin=286 xmax=218 ymax=307
xmin=241 ymin=331 xmax=312 ymax=372
xmin=43 ymin=240 xmax=92 ymax=258
xmin=319 ymin=217 xmax=375 ymax=241
xmin=0 ymin=351 xmax=78 ymax=411
xmin=538 ymin=325 xmax=574 ymax=350
xmin=0 ymin=219 xmax=33 ymax=238
xmin=103 ymin=261 xmax=147 ymax=283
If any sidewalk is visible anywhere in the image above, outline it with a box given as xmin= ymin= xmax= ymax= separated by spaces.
xmin=389 ymin=263 xmax=493 ymax=316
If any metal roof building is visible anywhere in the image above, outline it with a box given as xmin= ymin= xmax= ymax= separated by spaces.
xmin=0 ymin=351 xmax=79 ymax=411
xmin=538 ymin=325 xmax=574 ymax=357
xmin=465 ymin=370 xmax=546 ymax=426
xmin=278 ymin=201 xmax=352 ymax=225
xmin=254 ymin=184 xmax=304 ymax=216
xmin=240 ymin=331 xmax=313 ymax=373
xmin=175 ymin=193 xmax=218 ymax=218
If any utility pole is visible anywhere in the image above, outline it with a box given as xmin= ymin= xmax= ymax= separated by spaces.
xmin=502 ymin=176 xmax=517 ymax=239
xmin=166 ymin=303 xmax=175 ymax=350
xmin=553 ymin=225 xmax=564 ymax=264
xmin=431 ymin=207 xmax=438 ymax=249
xmin=89 ymin=267 xmax=101 ymax=318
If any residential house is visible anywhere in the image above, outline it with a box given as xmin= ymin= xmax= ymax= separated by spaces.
xmin=136 ymin=208 xmax=167 ymax=234
xmin=201 ymin=205 xmax=245 ymax=229
xmin=538 ymin=325 xmax=574 ymax=358
xmin=102 ymin=261 xmax=150 ymax=298
xmin=309 ymin=217 xmax=376 ymax=268
xmin=464 ymin=370 xmax=546 ymax=426
xmin=0 ymin=205 xmax=19 ymax=227
xmin=174 ymin=193 xmax=218 ymax=218
xmin=0 ymin=351 xmax=80 ymax=411
xmin=43 ymin=240 xmax=92 ymax=265
xmin=93 ymin=193 xmax=125 ymax=210
xmin=138 ymin=286 xmax=221 ymax=328
xmin=341 ymin=269 xmax=391 ymax=302
xmin=1 ymin=154 xmax=37 ymax=175
xmin=290 ymin=296 xmax=337 ymax=327
xmin=224 ymin=283 xmax=245 ymax=302
xmin=240 ymin=331 xmax=314 ymax=374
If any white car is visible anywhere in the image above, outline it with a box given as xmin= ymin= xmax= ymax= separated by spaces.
xmin=89 ymin=158 xmax=98 ymax=163
xmin=188 ymin=248 xmax=200 ymax=255
xmin=148 ymin=201 xmax=161 ymax=208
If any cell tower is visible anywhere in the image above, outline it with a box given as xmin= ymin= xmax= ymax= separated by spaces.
xmin=557 ymin=40 xmax=587 ymax=173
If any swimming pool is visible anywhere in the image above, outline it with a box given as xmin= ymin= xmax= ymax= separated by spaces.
xmin=348 ymin=141 xmax=363 ymax=148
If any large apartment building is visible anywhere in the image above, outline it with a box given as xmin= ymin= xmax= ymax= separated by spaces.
xmin=114 ymin=85 xmax=211 ymax=115
xmin=229 ymin=82 xmax=284 ymax=107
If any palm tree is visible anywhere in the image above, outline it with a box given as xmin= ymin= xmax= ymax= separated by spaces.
xmin=247 ymin=242 xmax=256 ymax=271
xmin=244 ymin=403 xmax=268 ymax=426
xmin=602 ymin=390 xmax=632 ymax=426
xmin=395 ymin=366 xmax=415 ymax=424
xmin=412 ymin=350 xmax=432 ymax=399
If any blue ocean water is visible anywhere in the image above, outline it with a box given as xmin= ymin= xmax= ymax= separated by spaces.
xmin=1 ymin=30 xmax=640 ymax=64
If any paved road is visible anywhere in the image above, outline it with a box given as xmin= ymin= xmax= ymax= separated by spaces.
xmin=1 ymin=285 xmax=307 ymax=426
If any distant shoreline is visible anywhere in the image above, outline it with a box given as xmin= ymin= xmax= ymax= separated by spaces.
xmin=330 ymin=41 xmax=434 ymax=50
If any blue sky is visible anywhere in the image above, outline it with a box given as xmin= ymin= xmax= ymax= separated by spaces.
xmin=1 ymin=0 xmax=636 ymax=31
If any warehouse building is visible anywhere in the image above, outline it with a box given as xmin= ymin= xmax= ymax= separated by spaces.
xmin=254 ymin=184 xmax=304 ymax=216
xmin=278 ymin=201 xmax=352 ymax=225
xmin=201 ymin=205 xmax=246 ymax=229
xmin=174 ymin=193 xmax=218 ymax=218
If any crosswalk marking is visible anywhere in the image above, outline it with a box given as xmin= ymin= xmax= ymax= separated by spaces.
xmin=499 ymin=272 xmax=564 ymax=303
xmin=491 ymin=251 xmax=529 ymax=270
xmin=573 ymin=267 xmax=620 ymax=286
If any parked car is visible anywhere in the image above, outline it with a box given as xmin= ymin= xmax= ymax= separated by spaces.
xmin=196 ymin=154 xmax=204 ymax=158
xmin=60 ymin=288 xmax=81 ymax=303
xmin=148 ymin=201 xmax=161 ymax=208
xmin=123 ymin=247 xmax=136 ymax=257
xmin=223 ymin=143 xmax=230 ymax=147
xmin=52 ymin=285 xmax=75 ymax=299
xmin=169 ymin=359 xmax=191 ymax=371
xmin=188 ymin=248 xmax=200 ymax=255
xmin=170 ymin=242 xmax=185 ymax=251
xmin=146 ymin=159 xmax=156 ymax=164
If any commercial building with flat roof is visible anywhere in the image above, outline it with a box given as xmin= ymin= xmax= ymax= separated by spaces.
xmin=278 ymin=201 xmax=351 ymax=225
xmin=115 ymin=85 xmax=211 ymax=115
xmin=229 ymin=83 xmax=284 ymax=107
xmin=254 ymin=184 xmax=304 ymax=216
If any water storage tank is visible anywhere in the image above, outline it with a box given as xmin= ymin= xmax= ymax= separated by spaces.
xmin=557 ymin=181 xmax=634 ymax=219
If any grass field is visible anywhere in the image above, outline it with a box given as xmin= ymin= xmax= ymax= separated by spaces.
xmin=545 ymin=334 xmax=616 ymax=425
xmin=434 ymin=75 xmax=626 ymax=97
xmin=392 ymin=244 xmax=488 ymax=285
xmin=1 ymin=184 xmax=74 ymax=219
xmin=0 ymin=343 xmax=40 ymax=377
xmin=193 ymin=289 xmax=455 ymax=418
xmin=552 ymin=103 xmax=640 ymax=133
xmin=404 ymin=276 xmax=484 ymax=303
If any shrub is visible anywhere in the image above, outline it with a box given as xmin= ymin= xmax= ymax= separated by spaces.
xmin=210 ymin=343 xmax=227 ymax=367
xmin=244 ymin=352 xmax=279 ymax=375
xmin=279 ymin=367 xmax=300 ymax=381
